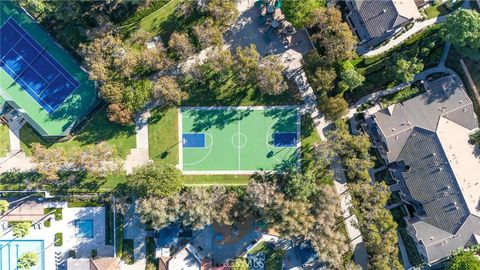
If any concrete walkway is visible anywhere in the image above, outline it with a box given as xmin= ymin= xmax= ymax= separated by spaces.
xmin=124 ymin=109 xmax=152 ymax=174
xmin=360 ymin=16 xmax=446 ymax=57
xmin=397 ymin=231 xmax=413 ymax=270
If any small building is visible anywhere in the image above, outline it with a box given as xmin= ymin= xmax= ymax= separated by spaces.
xmin=346 ymin=0 xmax=421 ymax=48
xmin=370 ymin=76 xmax=480 ymax=264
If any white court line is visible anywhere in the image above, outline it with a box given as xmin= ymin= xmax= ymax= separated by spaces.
xmin=0 ymin=55 xmax=56 ymax=113
xmin=178 ymin=108 xmax=183 ymax=171
xmin=6 ymin=19 xmax=79 ymax=87
xmin=180 ymin=105 xmax=300 ymax=111
xmin=237 ymin=119 xmax=241 ymax=171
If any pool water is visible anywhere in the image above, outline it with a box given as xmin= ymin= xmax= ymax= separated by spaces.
xmin=0 ymin=240 xmax=44 ymax=270
xmin=75 ymin=219 xmax=94 ymax=238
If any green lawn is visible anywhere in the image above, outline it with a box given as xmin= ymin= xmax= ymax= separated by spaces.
xmin=44 ymin=208 xmax=62 ymax=221
xmin=247 ymin=241 xmax=285 ymax=270
xmin=122 ymin=239 xmax=135 ymax=264
xmin=149 ymin=108 xmax=179 ymax=165
xmin=347 ymin=26 xmax=443 ymax=102
xmin=20 ymin=107 xmax=136 ymax=158
xmin=380 ymin=85 xmax=424 ymax=108
xmin=149 ymin=108 xmax=252 ymax=185
xmin=424 ymin=2 xmax=450 ymax=18
xmin=423 ymin=0 xmax=463 ymax=19
xmin=0 ymin=124 xmax=9 ymax=157
xmin=124 ymin=0 xmax=196 ymax=43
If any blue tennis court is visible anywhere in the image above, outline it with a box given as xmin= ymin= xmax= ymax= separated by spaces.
xmin=183 ymin=133 xmax=206 ymax=148
xmin=273 ymin=132 xmax=298 ymax=147
xmin=0 ymin=18 xmax=79 ymax=114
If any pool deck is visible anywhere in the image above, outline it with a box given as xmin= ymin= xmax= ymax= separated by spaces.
xmin=0 ymin=204 xmax=113 ymax=270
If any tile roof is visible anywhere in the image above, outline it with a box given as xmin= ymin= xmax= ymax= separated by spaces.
xmin=373 ymin=76 xmax=480 ymax=263
xmin=349 ymin=0 xmax=421 ymax=41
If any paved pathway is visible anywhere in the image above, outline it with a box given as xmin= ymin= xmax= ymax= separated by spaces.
xmin=359 ymin=16 xmax=446 ymax=57
xmin=397 ymin=231 xmax=413 ymax=270
xmin=124 ymin=109 xmax=153 ymax=174
xmin=122 ymin=204 xmax=147 ymax=269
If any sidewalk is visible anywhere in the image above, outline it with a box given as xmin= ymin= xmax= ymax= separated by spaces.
xmin=360 ymin=16 xmax=446 ymax=57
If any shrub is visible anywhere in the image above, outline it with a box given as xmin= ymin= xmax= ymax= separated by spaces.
xmin=54 ymin=233 xmax=63 ymax=247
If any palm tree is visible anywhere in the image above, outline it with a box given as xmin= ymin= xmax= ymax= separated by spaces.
xmin=17 ymin=252 xmax=39 ymax=270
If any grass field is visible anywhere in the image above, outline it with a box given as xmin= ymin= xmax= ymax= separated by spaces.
xmin=180 ymin=107 xmax=300 ymax=173
xmin=20 ymin=107 xmax=136 ymax=158
xmin=0 ymin=124 xmax=9 ymax=157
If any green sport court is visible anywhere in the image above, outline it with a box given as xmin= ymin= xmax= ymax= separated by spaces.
xmin=179 ymin=106 xmax=300 ymax=174
xmin=0 ymin=1 xmax=97 ymax=137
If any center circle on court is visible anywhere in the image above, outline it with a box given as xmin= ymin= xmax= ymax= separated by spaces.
xmin=232 ymin=132 xmax=247 ymax=148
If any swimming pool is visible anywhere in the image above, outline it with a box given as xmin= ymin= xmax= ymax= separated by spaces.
xmin=75 ymin=219 xmax=94 ymax=238
xmin=0 ymin=240 xmax=44 ymax=270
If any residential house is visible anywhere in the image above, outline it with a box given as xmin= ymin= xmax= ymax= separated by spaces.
xmin=370 ymin=75 xmax=480 ymax=264
xmin=158 ymin=243 xmax=212 ymax=270
xmin=346 ymin=0 xmax=421 ymax=48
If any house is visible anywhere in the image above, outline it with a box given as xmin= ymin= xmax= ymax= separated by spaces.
xmin=158 ymin=243 xmax=212 ymax=270
xmin=346 ymin=0 xmax=421 ymax=48
xmin=0 ymin=1 xmax=98 ymax=139
xmin=370 ymin=75 xmax=480 ymax=264
xmin=67 ymin=257 xmax=120 ymax=270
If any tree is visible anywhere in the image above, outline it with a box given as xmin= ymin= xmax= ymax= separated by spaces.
xmin=340 ymin=64 xmax=365 ymax=91
xmin=470 ymin=130 xmax=480 ymax=146
xmin=235 ymin=45 xmax=260 ymax=82
xmin=206 ymin=0 xmax=239 ymax=29
xmin=312 ymin=67 xmax=336 ymax=93
xmin=271 ymin=197 xmax=315 ymax=238
xmin=211 ymin=187 xmax=239 ymax=225
xmin=257 ymin=55 xmax=287 ymax=95
xmin=12 ymin=222 xmax=31 ymax=238
xmin=153 ymin=76 xmax=187 ymax=106
xmin=448 ymin=250 xmax=480 ymax=270
xmin=31 ymin=143 xmax=67 ymax=181
xmin=394 ymin=57 xmax=423 ymax=83
xmin=443 ymin=9 xmax=480 ymax=57
xmin=319 ymin=96 xmax=348 ymax=121
xmin=18 ymin=0 xmax=52 ymax=18
xmin=0 ymin=200 xmax=9 ymax=214
xmin=350 ymin=182 xmax=402 ymax=270
xmin=307 ymin=7 xmax=357 ymax=63
xmin=128 ymin=162 xmax=183 ymax=198
xmin=107 ymin=103 xmax=133 ymax=125
xmin=327 ymin=120 xmax=374 ymax=183
xmin=193 ymin=19 xmax=224 ymax=48
xmin=179 ymin=187 xmax=215 ymax=229
xmin=17 ymin=252 xmax=39 ymax=270
xmin=282 ymin=0 xmax=325 ymax=28
xmin=246 ymin=179 xmax=278 ymax=216
xmin=80 ymin=33 xmax=129 ymax=83
xmin=309 ymin=185 xmax=350 ymax=269
xmin=75 ymin=142 xmax=119 ymax=177
xmin=100 ymin=82 xmax=124 ymax=104
xmin=283 ymin=172 xmax=319 ymax=202
xmin=205 ymin=47 xmax=234 ymax=73
xmin=168 ymin=32 xmax=194 ymax=60
xmin=231 ymin=258 xmax=249 ymax=270
xmin=136 ymin=196 xmax=180 ymax=230
xmin=140 ymin=47 xmax=172 ymax=72
xmin=123 ymin=79 xmax=154 ymax=113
